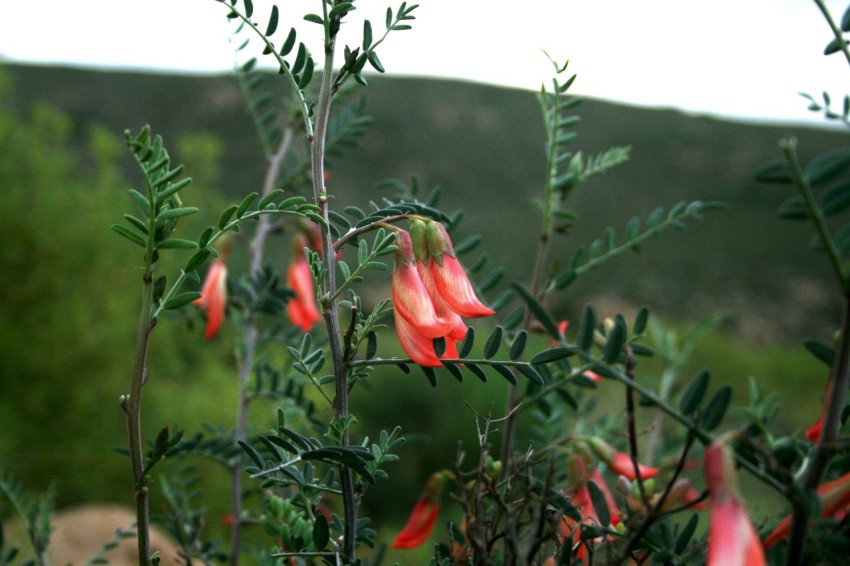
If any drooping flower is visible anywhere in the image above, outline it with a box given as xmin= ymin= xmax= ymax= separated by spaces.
xmin=392 ymin=229 xmax=453 ymax=366
xmin=704 ymin=440 xmax=766 ymax=566
xmin=286 ymin=232 xmax=322 ymax=332
xmin=391 ymin=470 xmax=451 ymax=549
xmin=194 ymin=257 xmax=228 ymax=340
xmin=587 ymin=437 xmax=659 ymax=481
xmin=763 ymin=469 xmax=850 ymax=549
xmin=420 ymin=220 xmax=495 ymax=319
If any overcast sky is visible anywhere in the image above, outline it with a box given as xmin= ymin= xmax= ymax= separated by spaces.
xmin=1 ymin=0 xmax=849 ymax=125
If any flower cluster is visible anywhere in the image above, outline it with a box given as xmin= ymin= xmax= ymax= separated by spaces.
xmin=392 ymin=220 xmax=494 ymax=366
xmin=193 ymin=224 xmax=324 ymax=340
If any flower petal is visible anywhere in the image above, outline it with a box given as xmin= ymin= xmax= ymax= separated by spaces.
xmin=394 ymin=308 xmax=443 ymax=367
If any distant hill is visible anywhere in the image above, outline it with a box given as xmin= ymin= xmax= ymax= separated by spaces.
xmin=5 ymin=63 xmax=848 ymax=342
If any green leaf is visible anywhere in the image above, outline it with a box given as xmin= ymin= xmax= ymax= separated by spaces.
xmin=755 ymin=158 xmax=793 ymax=184
xmin=444 ymin=362 xmax=463 ymax=382
xmin=281 ymin=27 xmax=297 ymax=56
xmin=298 ymin=57 xmax=314 ymax=89
xmin=128 ymin=188 xmax=151 ymax=216
xmin=236 ymin=192 xmax=258 ymax=217
xmin=111 ymin=224 xmax=147 ymax=247
xmin=509 ymin=330 xmax=528 ymax=361
xmin=587 ymin=480 xmax=611 ymax=527
xmin=776 ymin=195 xmax=809 ymax=220
xmin=804 ymin=339 xmax=836 ymax=367
xmin=818 ymin=179 xmax=850 ymax=216
xmin=259 ymin=188 xmax=285 ymax=209
xmin=367 ymin=50 xmax=385 ymax=73
xmin=156 ymin=239 xmax=198 ymax=250
xmin=123 ymin=213 xmax=149 ymax=235
xmin=363 ymin=19 xmax=373 ymax=50
xmin=678 ymin=369 xmax=710 ymax=414
xmin=265 ymin=5 xmax=279 ymax=35
xmin=516 ymin=363 xmax=543 ymax=384
xmin=458 ymin=327 xmax=474 ymax=358
xmin=578 ymin=304 xmax=596 ymax=351
xmin=421 ymin=365 xmax=437 ymax=387
xmin=292 ymin=43 xmax=307 ymax=74
xmin=238 ymin=440 xmax=264 ymax=469
xmin=467 ymin=362 xmax=488 ymax=382
xmin=483 ymin=326 xmax=503 ymax=359
xmin=304 ymin=13 xmax=324 ymax=25
xmin=156 ymin=207 xmax=198 ymax=221
xmin=329 ymin=2 xmax=354 ymax=19
xmin=633 ymin=306 xmax=649 ymax=335
xmin=185 ymin=248 xmax=212 ymax=273
xmin=313 ymin=514 xmax=330 ymax=550
xmin=512 ymin=282 xmax=560 ymax=341
xmin=365 ymin=331 xmax=377 ymax=359
xmin=825 ymin=37 xmax=849 ymax=55
xmin=218 ymin=205 xmax=238 ymax=229
xmin=602 ymin=319 xmax=626 ymax=364
xmin=243 ymin=0 xmax=254 ymax=18
xmin=163 ymin=291 xmax=202 ymax=311
xmin=805 ymin=147 xmax=850 ymax=185
xmin=529 ymin=347 xmax=573 ymax=365
xmin=701 ymin=385 xmax=732 ymax=431
xmin=675 ymin=513 xmax=699 ymax=554
xmin=491 ymin=363 xmax=517 ymax=385
xmin=842 ymin=5 xmax=850 ymax=32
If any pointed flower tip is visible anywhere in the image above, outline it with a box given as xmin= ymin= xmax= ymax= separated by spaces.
xmin=609 ymin=452 xmax=659 ymax=480
xmin=704 ymin=441 xmax=766 ymax=566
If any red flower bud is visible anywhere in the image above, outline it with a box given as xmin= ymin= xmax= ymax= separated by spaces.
xmin=194 ymin=258 xmax=228 ymax=340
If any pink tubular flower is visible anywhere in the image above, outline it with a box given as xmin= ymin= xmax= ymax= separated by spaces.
xmin=587 ymin=438 xmax=659 ymax=481
xmin=421 ymin=221 xmax=495 ymax=319
xmin=391 ymin=471 xmax=450 ymax=549
xmin=286 ymin=228 xmax=323 ymax=332
xmin=286 ymin=252 xmax=321 ymax=332
xmin=704 ymin=441 xmax=766 ymax=566
xmin=763 ymin=469 xmax=850 ymax=549
xmin=194 ymin=258 xmax=228 ymax=340
xmin=609 ymin=452 xmax=660 ymax=481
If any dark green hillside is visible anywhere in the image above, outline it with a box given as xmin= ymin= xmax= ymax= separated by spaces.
xmin=5 ymin=63 xmax=848 ymax=341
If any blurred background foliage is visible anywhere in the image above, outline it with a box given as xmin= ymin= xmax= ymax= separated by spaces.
xmin=0 ymin=62 xmax=845 ymax=544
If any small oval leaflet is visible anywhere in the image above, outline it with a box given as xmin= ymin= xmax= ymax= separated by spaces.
xmin=701 ymin=385 xmax=732 ymax=431
xmin=678 ymin=369 xmax=710 ymax=415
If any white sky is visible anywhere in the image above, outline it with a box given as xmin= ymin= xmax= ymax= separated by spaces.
xmin=1 ymin=0 xmax=849 ymax=125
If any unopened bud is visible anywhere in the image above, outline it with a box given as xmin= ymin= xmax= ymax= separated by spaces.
xmin=616 ymin=475 xmax=632 ymax=496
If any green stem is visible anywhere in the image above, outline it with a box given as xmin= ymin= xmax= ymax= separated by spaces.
xmin=123 ymin=183 xmax=159 ymax=566
xmin=310 ymin=9 xmax=358 ymax=562
xmin=229 ymin=127 xmax=292 ymax=566
xmin=782 ymin=138 xmax=850 ymax=289
xmin=813 ymin=0 xmax=850 ymax=69
xmin=786 ymin=293 xmax=850 ymax=564
xmin=498 ymin=76 xmax=565 ymax=476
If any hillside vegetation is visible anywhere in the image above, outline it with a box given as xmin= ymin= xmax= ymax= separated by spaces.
xmin=6 ymin=63 xmax=846 ymax=342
